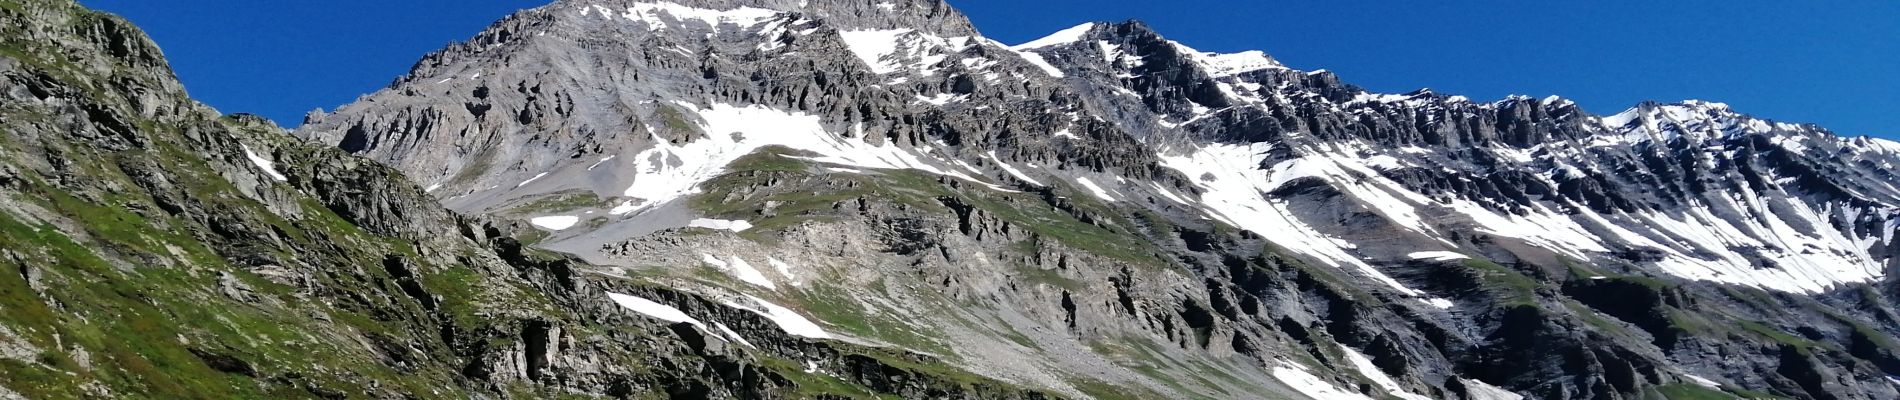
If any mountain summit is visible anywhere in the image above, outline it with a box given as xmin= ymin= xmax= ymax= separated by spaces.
xmin=5 ymin=0 xmax=1899 ymax=398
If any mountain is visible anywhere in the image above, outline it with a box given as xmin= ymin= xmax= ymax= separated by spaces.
xmin=5 ymin=0 xmax=1898 ymax=399
xmin=0 ymin=0 xmax=1071 ymax=398
xmin=294 ymin=0 xmax=1900 ymax=399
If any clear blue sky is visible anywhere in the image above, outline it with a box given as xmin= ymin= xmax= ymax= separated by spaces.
xmin=79 ymin=0 xmax=1899 ymax=138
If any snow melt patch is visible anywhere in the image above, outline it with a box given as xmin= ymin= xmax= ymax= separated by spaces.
xmin=1170 ymin=42 xmax=1283 ymax=76
xmin=611 ymin=102 xmax=1012 ymax=216
xmin=688 ymin=218 xmax=754 ymax=232
xmin=1159 ymin=144 xmax=1439 ymax=298
xmin=1342 ymin=347 xmax=1432 ymax=400
xmin=607 ymin=292 xmax=702 ymax=326
xmin=915 ymin=93 xmax=967 ymax=105
xmin=1012 ymin=23 xmax=1095 ymax=50
xmin=985 ymin=151 xmax=1043 ymax=186
xmin=617 ymin=2 xmax=778 ymax=32
xmin=531 ymin=216 xmax=581 ymax=231
xmin=516 ymin=172 xmax=549 ymax=188
xmin=1408 ymin=251 xmax=1471 ymax=262
xmin=704 ymin=254 xmax=775 ymax=290
xmin=1271 ymin=361 xmax=1372 ymax=400
xmin=724 ymin=295 xmax=831 ymax=339
xmin=1462 ymin=379 xmax=1525 ymax=400
xmin=241 ymin=145 xmax=288 ymax=182
xmin=767 ymin=257 xmax=799 ymax=284
xmin=1013 ymin=50 xmax=1065 ymax=77
xmin=1625 ymin=192 xmax=1885 ymax=293
xmin=714 ymin=322 xmax=755 ymax=348
xmin=838 ymin=29 xmax=974 ymax=75
xmin=1074 ymin=177 xmax=1117 ymax=202
xmin=1684 ymin=374 xmax=1722 ymax=388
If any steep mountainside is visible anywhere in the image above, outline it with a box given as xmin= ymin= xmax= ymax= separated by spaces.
xmin=296 ymin=1 xmax=1900 ymax=399
xmin=0 ymin=0 xmax=1069 ymax=398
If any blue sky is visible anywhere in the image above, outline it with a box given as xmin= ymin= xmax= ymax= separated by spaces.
xmin=80 ymin=0 xmax=1899 ymax=138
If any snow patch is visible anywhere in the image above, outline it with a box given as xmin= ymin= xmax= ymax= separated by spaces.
xmin=618 ymin=2 xmax=778 ymax=32
xmin=704 ymin=254 xmax=775 ymax=290
xmin=1171 ymin=42 xmax=1283 ymax=76
xmin=241 ymin=145 xmax=288 ymax=182
xmin=1012 ymin=23 xmax=1095 ymax=50
xmin=915 ymin=93 xmax=967 ymax=105
xmin=688 ymin=218 xmax=754 ymax=232
xmin=1013 ymin=50 xmax=1065 ymax=77
xmin=767 ymin=257 xmax=799 ymax=284
xmin=612 ymin=103 xmax=1013 ymax=217
xmin=1073 ymin=177 xmax=1117 ymax=202
xmin=530 ymin=216 xmax=581 ymax=231
xmin=516 ymin=172 xmax=549 ymax=188
xmin=1462 ymin=379 xmax=1525 ymax=400
xmin=1158 ymin=144 xmax=1434 ymax=298
xmin=985 ymin=151 xmax=1043 ymax=186
xmin=714 ymin=322 xmax=755 ymax=348
xmin=1684 ymin=374 xmax=1722 ymax=388
xmin=1341 ymin=347 xmax=1432 ymax=400
xmin=838 ymin=29 xmax=974 ymax=76
xmin=588 ymin=155 xmax=617 ymax=171
xmin=1271 ymin=361 xmax=1372 ymax=400
xmin=1150 ymin=182 xmax=1192 ymax=205
xmin=1408 ymin=251 xmax=1471 ymax=262
xmin=607 ymin=292 xmax=702 ymax=326
xmin=723 ymin=295 xmax=831 ymax=339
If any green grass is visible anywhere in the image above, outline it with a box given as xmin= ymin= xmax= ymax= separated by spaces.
xmin=756 ymin=356 xmax=903 ymax=400
xmin=690 ymin=147 xmax=1165 ymax=265
xmin=1259 ymin=244 xmax=1380 ymax=305
xmin=1734 ymin=321 xmax=1816 ymax=349
xmin=1565 ymin=300 xmax=1632 ymax=337
xmin=654 ymin=104 xmax=701 ymax=136
xmin=0 ymin=130 xmax=495 ymax=398
xmin=793 ymin=283 xmax=953 ymax=357
xmin=1085 ymin=338 xmax=1209 ymax=398
xmin=503 ymin=189 xmax=608 ymax=215
xmin=1653 ymin=384 xmax=1741 ymax=399
xmin=1069 ymin=376 xmax=1171 ymax=400
xmin=0 ymin=201 xmax=432 ymax=398
xmin=1666 ymin=309 xmax=1716 ymax=337
xmin=1462 ymin=258 xmax=1540 ymax=304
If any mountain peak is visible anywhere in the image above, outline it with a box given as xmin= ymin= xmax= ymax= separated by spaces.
xmin=1013 ymin=19 xmax=1284 ymax=78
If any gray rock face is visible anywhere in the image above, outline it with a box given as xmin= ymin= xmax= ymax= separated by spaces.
xmin=296 ymin=1 xmax=1900 ymax=400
